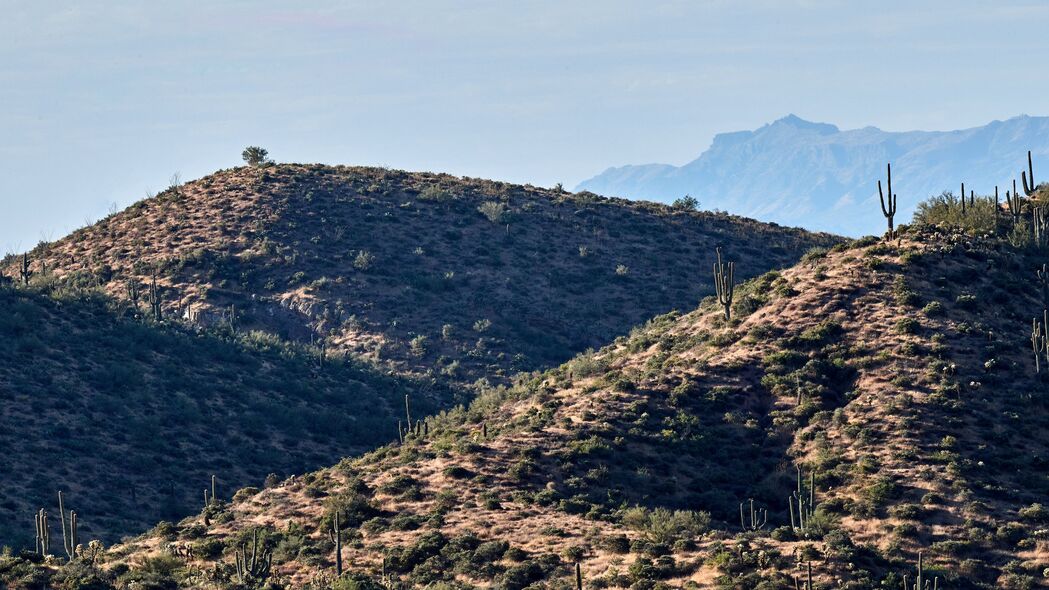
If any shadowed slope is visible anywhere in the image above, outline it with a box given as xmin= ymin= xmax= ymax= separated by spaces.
xmin=0 ymin=286 xmax=456 ymax=546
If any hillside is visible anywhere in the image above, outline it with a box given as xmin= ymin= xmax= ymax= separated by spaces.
xmin=0 ymin=166 xmax=835 ymax=548
xmin=0 ymin=285 xmax=457 ymax=547
xmin=27 ymin=224 xmax=1048 ymax=589
xmin=577 ymin=114 xmax=1049 ymax=236
xmin=3 ymin=164 xmax=837 ymax=391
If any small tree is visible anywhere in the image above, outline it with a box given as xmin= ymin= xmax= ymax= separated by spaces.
xmin=672 ymin=194 xmax=699 ymax=211
xmin=242 ymin=146 xmax=270 ymax=167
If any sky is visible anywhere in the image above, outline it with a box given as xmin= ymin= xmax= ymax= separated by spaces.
xmin=3 ymin=0 xmax=1049 ymax=251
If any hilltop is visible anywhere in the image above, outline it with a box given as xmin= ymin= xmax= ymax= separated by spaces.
xmin=577 ymin=114 xmax=1049 ymax=236
xmin=38 ymin=224 xmax=1048 ymax=589
xmin=5 ymin=164 xmax=836 ymax=388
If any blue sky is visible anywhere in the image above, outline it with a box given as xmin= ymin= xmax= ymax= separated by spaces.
xmin=3 ymin=1 xmax=1049 ymax=250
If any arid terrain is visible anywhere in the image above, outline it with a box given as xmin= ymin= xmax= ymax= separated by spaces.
xmin=0 ymin=165 xmax=835 ymax=549
xmin=5 ymin=205 xmax=1048 ymax=588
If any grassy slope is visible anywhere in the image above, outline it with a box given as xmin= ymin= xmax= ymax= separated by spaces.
xmin=92 ymin=227 xmax=1049 ymax=589
xmin=5 ymin=164 xmax=838 ymax=388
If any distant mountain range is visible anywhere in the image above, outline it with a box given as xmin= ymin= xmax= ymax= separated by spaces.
xmin=576 ymin=114 xmax=1049 ymax=236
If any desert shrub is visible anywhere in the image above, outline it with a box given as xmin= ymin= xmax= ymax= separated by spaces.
xmin=325 ymin=491 xmax=379 ymax=527
xmin=478 ymin=201 xmax=506 ymax=223
xmin=443 ymin=465 xmax=471 ymax=479
xmin=620 ymin=506 xmax=709 ymax=543
xmin=232 ymin=487 xmax=259 ymax=503
xmin=913 ymin=191 xmax=998 ymax=234
xmin=1018 ymin=503 xmax=1049 ymax=523
xmin=354 ymin=250 xmax=375 ymax=271
xmin=600 ymin=534 xmax=631 ymax=554
xmin=895 ymin=318 xmax=919 ymax=335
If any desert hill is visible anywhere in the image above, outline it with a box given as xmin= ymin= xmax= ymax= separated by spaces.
xmin=34 ymin=221 xmax=1048 ymax=589
xmin=0 ymin=284 xmax=458 ymax=547
xmin=4 ymin=164 xmax=837 ymax=389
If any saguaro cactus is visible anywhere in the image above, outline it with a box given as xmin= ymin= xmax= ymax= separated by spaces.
xmin=328 ymin=512 xmax=343 ymax=575
xmin=713 ymin=247 xmax=735 ymax=321
xmin=58 ymin=491 xmax=78 ymax=560
xmin=148 ymin=271 xmax=162 ymax=320
xmin=794 ymin=562 xmax=814 ymax=590
xmin=878 ymin=163 xmax=898 ymax=240
xmin=994 ymin=186 xmax=1001 ymax=229
xmin=575 ymin=562 xmax=583 ymax=590
xmin=126 ymin=279 xmax=140 ymax=304
xmin=739 ymin=498 xmax=767 ymax=531
xmin=1034 ymin=207 xmax=1049 ymax=248
xmin=1023 ymin=150 xmax=1038 ymax=197
xmin=902 ymin=552 xmax=940 ymax=590
xmin=19 ymin=254 xmax=32 ymax=286
xmin=405 ymin=394 xmax=412 ymax=433
xmin=1007 ymin=179 xmax=1025 ymax=225
xmin=788 ymin=466 xmax=816 ymax=534
xmin=957 ymin=183 xmax=974 ymax=213
xmin=35 ymin=509 xmax=50 ymax=555
xmin=1033 ymin=317 xmax=1046 ymax=373
xmin=235 ymin=528 xmax=273 ymax=586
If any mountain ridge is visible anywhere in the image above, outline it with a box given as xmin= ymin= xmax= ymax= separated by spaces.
xmin=577 ymin=114 xmax=1049 ymax=236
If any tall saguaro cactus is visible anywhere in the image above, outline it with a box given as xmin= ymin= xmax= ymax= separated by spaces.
xmin=1034 ymin=207 xmax=1049 ymax=248
xmin=739 ymin=498 xmax=767 ymax=531
xmin=1023 ymin=150 xmax=1038 ymax=197
xmin=1033 ymin=316 xmax=1047 ymax=373
xmin=35 ymin=509 xmax=50 ymax=555
xmin=788 ymin=466 xmax=816 ymax=535
xmin=960 ymin=182 xmax=971 ymax=214
xmin=902 ymin=552 xmax=940 ymax=590
xmin=328 ymin=513 xmax=343 ymax=575
xmin=794 ymin=562 xmax=814 ymax=590
xmin=19 ymin=253 xmax=32 ymax=286
xmin=1007 ymin=179 xmax=1025 ymax=225
xmin=58 ymin=491 xmax=78 ymax=560
xmin=148 ymin=271 xmax=162 ymax=321
xmin=235 ymin=528 xmax=273 ymax=586
xmin=878 ymin=163 xmax=898 ymax=240
xmin=713 ymin=247 xmax=735 ymax=321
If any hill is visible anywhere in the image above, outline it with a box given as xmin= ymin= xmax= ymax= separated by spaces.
xmin=0 ymin=166 xmax=835 ymax=547
xmin=4 ymin=164 xmax=836 ymax=389
xmin=577 ymin=114 xmax=1049 ymax=237
xmin=27 ymin=224 xmax=1048 ymax=589
xmin=0 ymin=284 xmax=457 ymax=547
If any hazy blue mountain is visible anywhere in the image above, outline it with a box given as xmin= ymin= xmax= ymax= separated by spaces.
xmin=576 ymin=114 xmax=1049 ymax=236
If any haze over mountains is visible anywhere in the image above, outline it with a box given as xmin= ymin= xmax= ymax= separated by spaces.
xmin=577 ymin=114 xmax=1049 ymax=236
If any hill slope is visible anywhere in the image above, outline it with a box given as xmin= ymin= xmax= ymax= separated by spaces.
xmin=56 ymin=226 xmax=1049 ymax=589
xmin=5 ymin=164 xmax=837 ymax=389
xmin=0 ymin=285 xmax=457 ymax=546
xmin=577 ymin=114 xmax=1049 ymax=237
xmin=0 ymin=166 xmax=836 ymax=548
